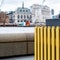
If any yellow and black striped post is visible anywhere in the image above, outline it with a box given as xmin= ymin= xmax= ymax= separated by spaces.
xmin=34 ymin=26 xmax=60 ymax=60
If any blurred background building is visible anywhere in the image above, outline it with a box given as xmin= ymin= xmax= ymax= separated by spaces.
xmin=7 ymin=11 xmax=15 ymax=23
xmin=0 ymin=11 xmax=9 ymax=25
xmin=14 ymin=2 xmax=32 ymax=24
xmin=0 ymin=1 xmax=52 ymax=26
xmin=31 ymin=4 xmax=51 ymax=25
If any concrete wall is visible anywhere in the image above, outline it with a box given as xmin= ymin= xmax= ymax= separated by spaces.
xmin=0 ymin=33 xmax=34 ymax=57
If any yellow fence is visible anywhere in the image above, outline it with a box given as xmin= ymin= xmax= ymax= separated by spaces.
xmin=34 ymin=26 xmax=60 ymax=60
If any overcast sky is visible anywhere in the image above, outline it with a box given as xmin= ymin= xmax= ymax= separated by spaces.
xmin=0 ymin=0 xmax=60 ymax=15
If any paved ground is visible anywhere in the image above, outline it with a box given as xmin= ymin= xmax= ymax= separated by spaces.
xmin=1 ymin=56 xmax=34 ymax=60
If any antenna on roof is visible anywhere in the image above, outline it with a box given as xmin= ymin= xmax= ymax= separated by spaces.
xmin=22 ymin=1 xmax=24 ymax=8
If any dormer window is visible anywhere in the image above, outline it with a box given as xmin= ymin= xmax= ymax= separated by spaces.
xmin=20 ymin=10 xmax=22 ymax=12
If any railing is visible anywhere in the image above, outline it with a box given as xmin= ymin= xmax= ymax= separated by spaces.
xmin=34 ymin=26 xmax=60 ymax=60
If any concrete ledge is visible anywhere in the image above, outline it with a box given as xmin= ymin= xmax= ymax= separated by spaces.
xmin=0 ymin=33 xmax=34 ymax=57
xmin=0 ymin=33 xmax=34 ymax=42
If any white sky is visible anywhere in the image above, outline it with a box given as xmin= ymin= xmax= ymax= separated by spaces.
xmin=0 ymin=0 xmax=60 ymax=15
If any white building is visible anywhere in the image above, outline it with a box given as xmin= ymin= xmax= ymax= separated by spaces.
xmin=14 ymin=2 xmax=32 ymax=24
xmin=31 ymin=4 xmax=51 ymax=25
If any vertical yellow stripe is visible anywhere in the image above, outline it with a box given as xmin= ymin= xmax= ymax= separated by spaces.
xmin=38 ymin=27 xmax=41 ymax=60
xmin=41 ymin=27 xmax=43 ymax=60
xmin=52 ymin=27 xmax=55 ymax=60
xmin=34 ymin=27 xmax=38 ymax=60
xmin=56 ymin=26 xmax=59 ymax=60
xmin=44 ymin=27 xmax=46 ymax=60
xmin=48 ymin=27 xmax=50 ymax=60
xmin=38 ymin=27 xmax=39 ymax=60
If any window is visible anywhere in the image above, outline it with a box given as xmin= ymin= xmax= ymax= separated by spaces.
xmin=18 ymin=15 xmax=19 ymax=19
xmin=30 ymin=21 xmax=32 ymax=23
xmin=20 ymin=10 xmax=22 ymax=12
xmin=18 ymin=20 xmax=19 ymax=22
xmin=30 ymin=15 xmax=32 ymax=19
xmin=24 ymin=15 xmax=26 ymax=18
xmin=27 ymin=15 xmax=29 ymax=18
xmin=21 ymin=15 xmax=23 ymax=19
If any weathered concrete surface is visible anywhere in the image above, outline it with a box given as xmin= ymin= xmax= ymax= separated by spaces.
xmin=0 ymin=42 xmax=27 ymax=57
xmin=28 ymin=42 xmax=34 ymax=54
xmin=0 ymin=33 xmax=34 ymax=57
xmin=0 ymin=33 xmax=27 ymax=42
xmin=0 ymin=33 xmax=34 ymax=42
xmin=26 ymin=33 xmax=34 ymax=41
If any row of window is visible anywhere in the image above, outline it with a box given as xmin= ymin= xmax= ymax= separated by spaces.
xmin=18 ymin=20 xmax=32 ymax=23
xmin=20 ymin=10 xmax=29 ymax=12
xmin=17 ymin=15 xmax=32 ymax=19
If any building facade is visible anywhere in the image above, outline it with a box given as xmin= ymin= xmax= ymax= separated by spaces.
xmin=0 ymin=12 xmax=9 ymax=24
xmin=31 ymin=4 xmax=51 ymax=25
xmin=14 ymin=2 xmax=32 ymax=24
xmin=7 ymin=11 xmax=15 ymax=23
